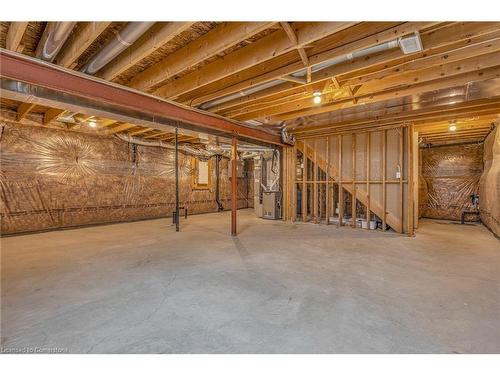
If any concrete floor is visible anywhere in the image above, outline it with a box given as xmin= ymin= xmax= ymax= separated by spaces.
xmin=1 ymin=209 xmax=499 ymax=353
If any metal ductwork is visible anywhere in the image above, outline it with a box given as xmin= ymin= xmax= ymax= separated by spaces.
xmin=39 ymin=22 xmax=76 ymax=62
xmin=82 ymin=22 xmax=154 ymax=75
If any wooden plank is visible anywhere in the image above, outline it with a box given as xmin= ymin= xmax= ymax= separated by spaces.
xmin=313 ymin=139 xmax=318 ymax=223
xmin=276 ymin=65 xmax=500 ymax=121
xmin=98 ymin=22 xmax=194 ymax=80
xmin=43 ymin=108 xmax=65 ymax=125
xmin=399 ymin=127 xmax=404 ymax=234
xmin=56 ymin=22 xmax=111 ymax=68
xmin=292 ymin=143 xmax=297 ymax=222
xmin=366 ymin=132 xmax=371 ymax=230
xmin=107 ymin=123 xmax=136 ymax=134
xmin=155 ymin=22 xmax=356 ymax=99
xmin=325 ymin=136 xmax=330 ymax=225
xmin=16 ymin=102 xmax=36 ymax=121
xmin=195 ymin=22 xmax=499 ymax=110
xmin=130 ymin=22 xmax=275 ymax=91
xmin=302 ymin=140 xmax=307 ymax=222
xmin=185 ymin=22 xmax=432 ymax=106
xmin=6 ymin=22 xmax=29 ymax=52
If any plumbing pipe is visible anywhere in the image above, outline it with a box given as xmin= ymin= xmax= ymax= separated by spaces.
xmin=215 ymin=155 xmax=224 ymax=212
xmin=82 ymin=22 xmax=154 ymax=75
xmin=40 ymin=22 xmax=76 ymax=62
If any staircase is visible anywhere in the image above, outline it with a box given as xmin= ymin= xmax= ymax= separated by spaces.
xmin=297 ymin=140 xmax=402 ymax=233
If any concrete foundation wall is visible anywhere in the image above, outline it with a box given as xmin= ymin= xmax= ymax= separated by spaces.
xmin=419 ymin=143 xmax=483 ymax=221
xmin=0 ymin=119 xmax=252 ymax=235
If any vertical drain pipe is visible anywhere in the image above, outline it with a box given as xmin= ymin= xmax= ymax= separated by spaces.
xmin=175 ymin=126 xmax=180 ymax=232
xmin=215 ymin=155 xmax=224 ymax=212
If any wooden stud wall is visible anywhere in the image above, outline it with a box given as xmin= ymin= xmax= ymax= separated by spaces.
xmin=283 ymin=125 xmax=415 ymax=234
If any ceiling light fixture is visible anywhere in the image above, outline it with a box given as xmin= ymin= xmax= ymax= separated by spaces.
xmin=313 ymin=91 xmax=322 ymax=104
xmin=449 ymin=121 xmax=457 ymax=131
xmin=88 ymin=120 xmax=97 ymax=128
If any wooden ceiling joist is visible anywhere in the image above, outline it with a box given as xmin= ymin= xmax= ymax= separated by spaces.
xmin=6 ymin=22 xmax=29 ymax=52
xmin=107 ymin=123 xmax=135 ymax=134
xmin=56 ymin=22 xmax=112 ymax=68
xmin=43 ymin=108 xmax=65 ymax=125
xmin=187 ymin=22 xmax=498 ymax=111
xmin=293 ymin=102 xmax=500 ymax=138
xmin=16 ymin=102 xmax=36 ymax=121
xmin=154 ymin=22 xmax=358 ymax=100
xmin=97 ymin=22 xmax=195 ymax=81
xmin=129 ymin=22 xmax=276 ymax=92
xmin=272 ymin=66 xmax=500 ymax=122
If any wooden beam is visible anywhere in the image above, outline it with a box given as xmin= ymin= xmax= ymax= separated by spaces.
xmin=128 ymin=127 xmax=154 ymax=136
xmin=275 ymin=65 xmax=500 ymax=121
xmin=190 ymin=22 xmax=498 ymax=110
xmin=6 ymin=22 xmax=28 ymax=52
xmin=280 ymin=22 xmax=309 ymax=66
xmin=155 ymin=22 xmax=357 ymax=100
xmin=97 ymin=22 xmax=194 ymax=80
xmin=302 ymin=140 xmax=307 ymax=222
xmin=16 ymin=102 xmax=36 ymax=121
xmin=107 ymin=123 xmax=136 ymax=134
xmin=325 ymin=137 xmax=330 ymax=225
xmin=340 ymin=36 xmax=500 ymax=87
xmin=293 ymin=98 xmax=500 ymax=135
xmin=233 ymin=52 xmax=500 ymax=121
xmin=129 ymin=22 xmax=275 ymax=91
xmin=43 ymin=108 xmax=65 ymax=125
xmin=183 ymin=22 xmax=435 ymax=107
xmin=55 ymin=22 xmax=111 ymax=68
xmin=366 ymin=132 xmax=371 ymax=230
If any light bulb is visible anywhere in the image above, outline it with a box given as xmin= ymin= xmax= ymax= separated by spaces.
xmin=88 ymin=121 xmax=97 ymax=128
xmin=313 ymin=96 xmax=321 ymax=104
xmin=449 ymin=124 xmax=457 ymax=131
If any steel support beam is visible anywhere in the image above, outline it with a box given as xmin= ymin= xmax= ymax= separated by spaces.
xmin=231 ymin=135 xmax=238 ymax=236
xmin=0 ymin=49 xmax=283 ymax=146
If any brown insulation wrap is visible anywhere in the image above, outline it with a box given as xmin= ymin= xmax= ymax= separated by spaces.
xmin=479 ymin=126 xmax=500 ymax=236
xmin=419 ymin=143 xmax=483 ymax=221
xmin=0 ymin=122 xmax=252 ymax=235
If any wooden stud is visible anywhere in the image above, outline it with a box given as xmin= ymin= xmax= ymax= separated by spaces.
xmin=16 ymin=102 xmax=36 ymax=121
xmin=313 ymin=139 xmax=318 ymax=223
xmin=399 ymin=127 xmax=404 ymax=234
xmin=302 ymin=141 xmax=307 ymax=222
xmin=366 ymin=132 xmax=371 ymax=230
xmin=325 ymin=136 xmax=330 ymax=225
xmin=292 ymin=143 xmax=297 ymax=222
xmin=43 ymin=108 xmax=65 ymax=125
xmin=6 ymin=22 xmax=29 ymax=52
